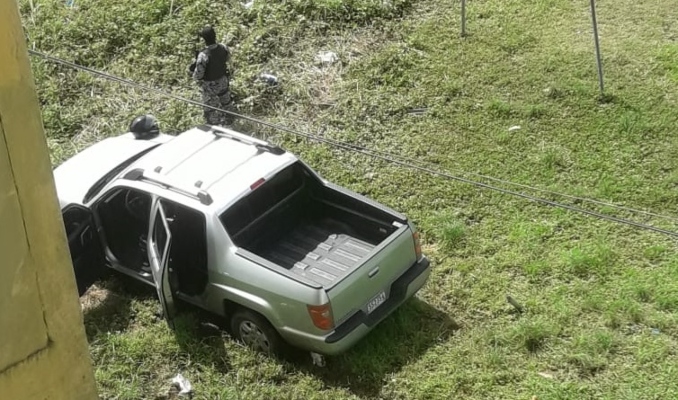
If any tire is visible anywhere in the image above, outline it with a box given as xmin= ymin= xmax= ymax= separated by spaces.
xmin=230 ymin=310 xmax=283 ymax=356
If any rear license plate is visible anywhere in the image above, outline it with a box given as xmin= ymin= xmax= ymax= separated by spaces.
xmin=367 ymin=291 xmax=387 ymax=314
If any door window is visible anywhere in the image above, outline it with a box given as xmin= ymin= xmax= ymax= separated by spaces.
xmin=95 ymin=187 xmax=152 ymax=269
xmin=62 ymin=206 xmax=91 ymax=239
xmin=149 ymin=201 xmax=175 ymax=328
xmin=61 ymin=204 xmax=106 ymax=295
xmin=153 ymin=209 xmax=168 ymax=260
xmin=160 ymin=199 xmax=208 ymax=295
xmin=220 ymin=162 xmax=305 ymax=239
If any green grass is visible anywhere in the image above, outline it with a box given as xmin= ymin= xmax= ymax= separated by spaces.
xmin=20 ymin=0 xmax=678 ymax=398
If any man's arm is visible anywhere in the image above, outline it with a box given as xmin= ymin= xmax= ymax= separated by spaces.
xmin=192 ymin=51 xmax=209 ymax=81
xmin=187 ymin=49 xmax=199 ymax=76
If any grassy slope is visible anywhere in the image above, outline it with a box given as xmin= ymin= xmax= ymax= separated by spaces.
xmin=21 ymin=0 xmax=678 ymax=398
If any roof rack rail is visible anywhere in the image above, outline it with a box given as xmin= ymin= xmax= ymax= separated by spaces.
xmin=123 ymin=168 xmax=213 ymax=205
xmin=198 ymin=125 xmax=285 ymax=155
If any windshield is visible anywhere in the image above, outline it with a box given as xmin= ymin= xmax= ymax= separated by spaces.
xmin=219 ymin=162 xmax=308 ymax=237
xmin=82 ymin=144 xmax=160 ymax=203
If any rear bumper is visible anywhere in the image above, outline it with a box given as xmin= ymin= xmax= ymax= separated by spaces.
xmin=279 ymin=256 xmax=431 ymax=355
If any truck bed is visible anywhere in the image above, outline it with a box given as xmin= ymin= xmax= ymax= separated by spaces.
xmin=261 ymin=218 xmax=377 ymax=287
xmin=221 ymin=162 xmax=409 ymax=288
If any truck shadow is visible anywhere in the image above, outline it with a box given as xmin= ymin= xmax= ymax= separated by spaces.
xmin=80 ymin=275 xmax=153 ymax=340
xmin=285 ymin=298 xmax=459 ymax=398
xmin=82 ymin=277 xmax=455 ymax=398
xmin=81 ymin=275 xmax=232 ymax=376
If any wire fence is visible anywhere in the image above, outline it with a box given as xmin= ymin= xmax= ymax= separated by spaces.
xmin=28 ymin=49 xmax=678 ymax=238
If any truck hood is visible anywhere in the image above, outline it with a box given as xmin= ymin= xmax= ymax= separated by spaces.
xmin=53 ymin=133 xmax=172 ymax=208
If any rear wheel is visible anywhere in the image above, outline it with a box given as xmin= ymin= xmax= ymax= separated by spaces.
xmin=230 ymin=310 xmax=283 ymax=356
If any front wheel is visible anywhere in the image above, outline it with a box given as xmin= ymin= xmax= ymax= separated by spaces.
xmin=230 ymin=310 xmax=283 ymax=356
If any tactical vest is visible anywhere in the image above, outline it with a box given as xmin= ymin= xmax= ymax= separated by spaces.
xmin=203 ymin=44 xmax=229 ymax=81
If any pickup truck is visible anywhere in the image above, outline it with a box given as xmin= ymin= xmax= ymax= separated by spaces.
xmin=54 ymin=116 xmax=431 ymax=357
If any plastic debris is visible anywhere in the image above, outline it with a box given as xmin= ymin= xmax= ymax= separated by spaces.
xmin=408 ymin=107 xmax=428 ymax=116
xmin=316 ymin=51 xmax=339 ymax=66
xmin=242 ymin=0 xmax=254 ymax=9
xmin=537 ymin=372 xmax=554 ymax=379
xmin=651 ymin=328 xmax=660 ymax=335
xmin=311 ymin=352 xmax=326 ymax=367
xmin=506 ymin=295 xmax=524 ymax=313
xmin=259 ymin=73 xmax=279 ymax=86
xmin=171 ymin=373 xmax=193 ymax=397
xmin=508 ymin=125 xmax=521 ymax=132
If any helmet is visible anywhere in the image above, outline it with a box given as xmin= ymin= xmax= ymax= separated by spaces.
xmin=129 ymin=114 xmax=160 ymax=139
xmin=199 ymin=25 xmax=216 ymax=44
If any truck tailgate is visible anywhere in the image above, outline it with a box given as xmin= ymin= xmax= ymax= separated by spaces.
xmin=327 ymin=224 xmax=416 ymax=325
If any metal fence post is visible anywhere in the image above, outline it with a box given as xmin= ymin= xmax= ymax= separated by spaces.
xmin=461 ymin=0 xmax=467 ymax=37
xmin=590 ymin=0 xmax=604 ymax=96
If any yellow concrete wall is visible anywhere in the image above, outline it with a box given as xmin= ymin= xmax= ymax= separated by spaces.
xmin=0 ymin=1 xmax=98 ymax=398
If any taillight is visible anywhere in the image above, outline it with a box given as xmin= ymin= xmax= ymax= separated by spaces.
xmin=413 ymin=231 xmax=422 ymax=260
xmin=307 ymin=303 xmax=334 ymax=330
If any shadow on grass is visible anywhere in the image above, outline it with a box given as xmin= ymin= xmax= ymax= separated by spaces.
xmin=287 ymin=298 xmax=459 ymax=398
xmin=82 ymin=277 xmax=454 ymax=398
xmin=81 ymin=274 xmax=155 ymax=340
xmin=82 ymin=275 xmax=232 ymax=374
xmin=171 ymin=309 xmax=233 ymax=375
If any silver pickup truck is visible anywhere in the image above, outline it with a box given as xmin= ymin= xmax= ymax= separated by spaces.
xmin=54 ymin=116 xmax=430 ymax=357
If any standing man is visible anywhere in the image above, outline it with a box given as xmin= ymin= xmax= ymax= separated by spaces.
xmin=189 ymin=25 xmax=234 ymax=126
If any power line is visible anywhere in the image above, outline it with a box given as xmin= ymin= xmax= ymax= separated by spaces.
xmin=32 ymin=48 xmax=674 ymax=223
xmin=458 ymin=170 xmax=678 ymax=223
xmin=28 ymin=49 xmax=678 ymax=237
xmin=309 ymin=142 xmax=678 ymax=225
xmin=334 ymin=146 xmax=678 ymax=238
xmin=28 ymin=49 xmax=674 ymax=221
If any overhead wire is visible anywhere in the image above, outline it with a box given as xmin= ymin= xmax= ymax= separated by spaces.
xmin=27 ymin=48 xmax=678 ymax=237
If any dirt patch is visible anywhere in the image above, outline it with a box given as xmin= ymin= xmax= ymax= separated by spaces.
xmin=80 ymin=284 xmax=113 ymax=311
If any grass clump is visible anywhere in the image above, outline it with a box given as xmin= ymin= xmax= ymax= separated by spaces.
xmin=566 ymin=330 xmax=618 ymax=377
xmin=426 ymin=211 xmax=467 ymax=251
xmin=655 ymin=44 xmax=678 ymax=82
xmin=604 ymin=299 xmax=644 ymax=328
xmin=351 ymin=43 xmax=421 ymax=88
xmin=259 ymin=0 xmax=414 ymax=25
xmin=492 ymin=318 xmax=560 ymax=353
xmin=563 ymin=244 xmax=616 ymax=278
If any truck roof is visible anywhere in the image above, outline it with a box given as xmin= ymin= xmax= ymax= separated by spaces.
xmin=54 ymin=125 xmax=298 ymax=211
xmin=123 ymin=126 xmax=298 ymax=210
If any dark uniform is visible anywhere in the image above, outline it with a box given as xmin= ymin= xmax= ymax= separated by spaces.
xmin=190 ymin=43 xmax=234 ymax=126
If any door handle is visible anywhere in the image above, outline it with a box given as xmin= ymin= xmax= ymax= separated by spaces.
xmin=80 ymin=226 xmax=93 ymax=246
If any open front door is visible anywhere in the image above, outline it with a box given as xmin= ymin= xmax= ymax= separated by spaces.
xmin=62 ymin=204 xmax=106 ymax=296
xmin=148 ymin=200 xmax=176 ymax=328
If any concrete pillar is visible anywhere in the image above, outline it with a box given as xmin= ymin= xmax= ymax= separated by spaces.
xmin=0 ymin=1 xmax=98 ymax=398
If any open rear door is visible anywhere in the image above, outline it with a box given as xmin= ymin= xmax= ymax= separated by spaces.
xmin=62 ymin=204 xmax=107 ymax=296
xmin=148 ymin=200 xmax=176 ymax=328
